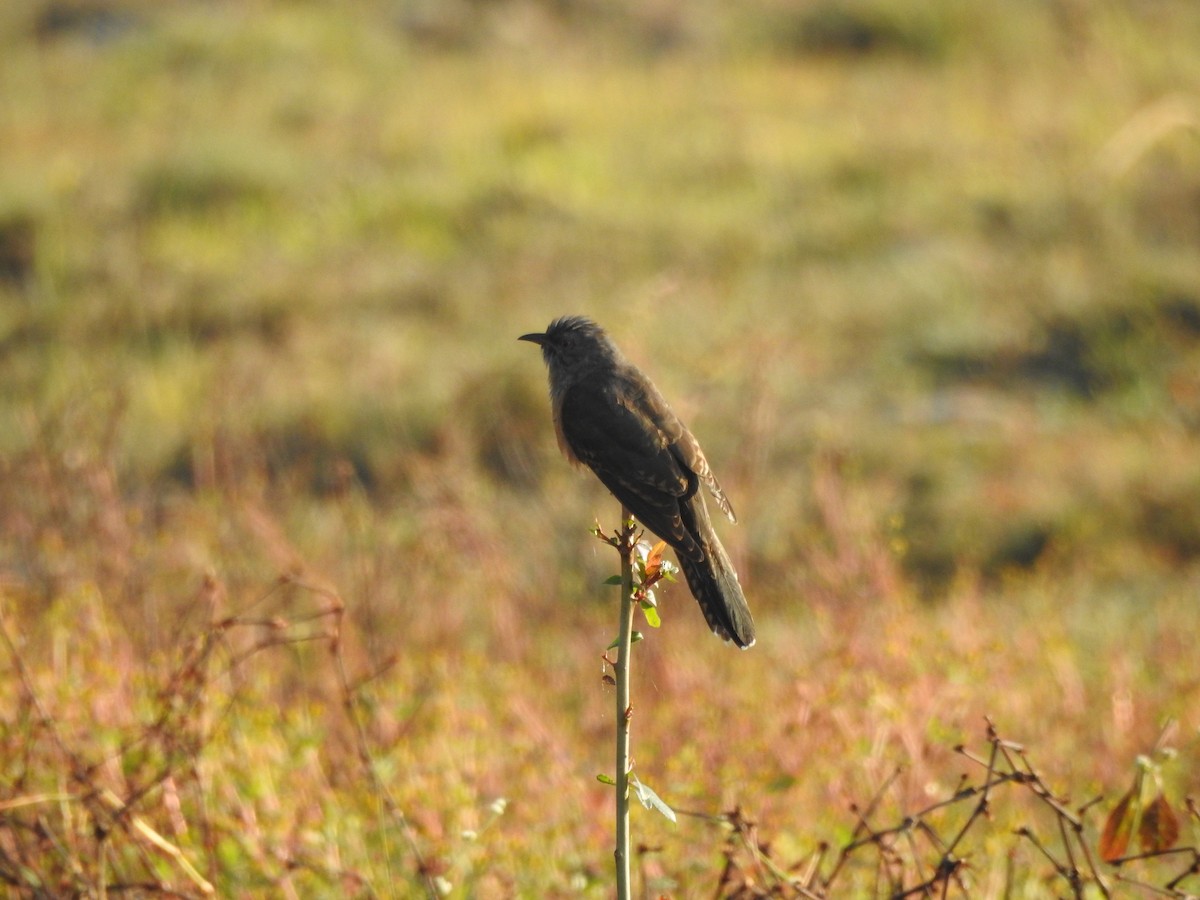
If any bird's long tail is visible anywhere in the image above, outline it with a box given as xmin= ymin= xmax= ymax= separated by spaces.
xmin=677 ymin=502 xmax=755 ymax=649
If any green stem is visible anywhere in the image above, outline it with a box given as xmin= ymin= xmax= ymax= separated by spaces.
xmin=614 ymin=506 xmax=636 ymax=900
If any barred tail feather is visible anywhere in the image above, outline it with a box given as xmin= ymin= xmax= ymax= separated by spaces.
xmin=678 ymin=543 xmax=756 ymax=649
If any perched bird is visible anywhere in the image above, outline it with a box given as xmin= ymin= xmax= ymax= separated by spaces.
xmin=520 ymin=315 xmax=755 ymax=648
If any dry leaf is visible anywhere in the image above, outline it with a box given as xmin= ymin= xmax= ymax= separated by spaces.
xmin=644 ymin=540 xmax=667 ymax=579
xmin=1099 ymin=788 xmax=1138 ymax=863
xmin=1139 ymin=793 xmax=1181 ymax=854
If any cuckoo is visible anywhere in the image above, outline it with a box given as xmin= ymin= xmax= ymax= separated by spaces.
xmin=520 ymin=316 xmax=755 ymax=648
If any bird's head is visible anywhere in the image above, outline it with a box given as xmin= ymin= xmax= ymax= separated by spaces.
xmin=519 ymin=315 xmax=620 ymax=382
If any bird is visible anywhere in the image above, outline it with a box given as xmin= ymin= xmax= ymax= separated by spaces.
xmin=520 ymin=315 xmax=755 ymax=648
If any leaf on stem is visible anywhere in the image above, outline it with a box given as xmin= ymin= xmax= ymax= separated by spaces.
xmin=631 ymin=775 xmax=677 ymax=823
xmin=644 ymin=541 xmax=667 ymax=580
xmin=1139 ymin=793 xmax=1180 ymax=853
xmin=607 ymin=632 xmax=645 ymax=650
xmin=1099 ymin=787 xmax=1138 ymax=862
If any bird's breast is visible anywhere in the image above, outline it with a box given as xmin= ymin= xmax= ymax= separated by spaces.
xmin=550 ymin=388 xmax=581 ymax=465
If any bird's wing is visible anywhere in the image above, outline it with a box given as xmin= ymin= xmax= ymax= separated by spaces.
xmin=559 ymin=380 xmax=702 ymax=558
xmin=619 ymin=371 xmax=738 ymax=524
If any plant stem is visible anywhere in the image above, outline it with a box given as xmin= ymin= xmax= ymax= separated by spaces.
xmin=614 ymin=506 xmax=636 ymax=900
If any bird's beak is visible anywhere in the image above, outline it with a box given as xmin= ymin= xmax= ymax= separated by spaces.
xmin=518 ymin=332 xmax=548 ymax=345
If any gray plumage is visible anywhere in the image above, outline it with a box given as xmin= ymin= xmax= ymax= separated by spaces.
xmin=520 ymin=315 xmax=755 ymax=648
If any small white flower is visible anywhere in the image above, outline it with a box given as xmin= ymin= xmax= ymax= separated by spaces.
xmin=489 ymin=797 xmax=508 ymax=816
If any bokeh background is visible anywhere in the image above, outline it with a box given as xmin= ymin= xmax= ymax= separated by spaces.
xmin=2 ymin=1 xmax=1199 ymax=896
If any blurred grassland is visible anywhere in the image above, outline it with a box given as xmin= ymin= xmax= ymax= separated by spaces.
xmin=2 ymin=0 xmax=1200 ymax=895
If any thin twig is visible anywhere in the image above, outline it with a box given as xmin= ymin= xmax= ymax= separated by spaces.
xmin=613 ymin=507 xmax=637 ymax=900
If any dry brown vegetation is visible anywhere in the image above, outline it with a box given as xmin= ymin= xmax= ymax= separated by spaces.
xmin=2 ymin=0 xmax=1200 ymax=896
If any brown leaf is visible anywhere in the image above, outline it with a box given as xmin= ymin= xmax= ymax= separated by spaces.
xmin=644 ymin=540 xmax=667 ymax=580
xmin=1139 ymin=793 xmax=1181 ymax=853
xmin=1099 ymin=788 xmax=1138 ymax=863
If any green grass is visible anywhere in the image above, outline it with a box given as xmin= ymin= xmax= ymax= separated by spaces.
xmin=2 ymin=0 xmax=1200 ymax=895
